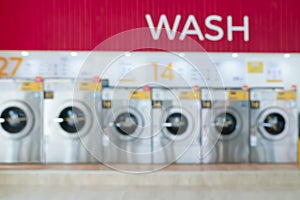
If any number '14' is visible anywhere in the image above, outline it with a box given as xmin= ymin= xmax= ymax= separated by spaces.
xmin=151 ymin=62 xmax=174 ymax=81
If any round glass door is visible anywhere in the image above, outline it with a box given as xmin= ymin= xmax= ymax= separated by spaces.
xmin=59 ymin=107 xmax=85 ymax=133
xmin=165 ymin=113 xmax=188 ymax=136
xmin=114 ymin=112 xmax=138 ymax=136
xmin=0 ymin=107 xmax=27 ymax=134
xmin=215 ymin=113 xmax=237 ymax=136
xmin=262 ymin=113 xmax=285 ymax=135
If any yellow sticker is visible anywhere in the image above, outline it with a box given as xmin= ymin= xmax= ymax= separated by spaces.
xmin=250 ymin=101 xmax=260 ymax=109
xmin=44 ymin=91 xmax=54 ymax=99
xmin=227 ymin=90 xmax=249 ymax=101
xmin=266 ymin=79 xmax=283 ymax=83
xmin=247 ymin=62 xmax=263 ymax=73
xmin=79 ymin=82 xmax=102 ymax=91
xmin=20 ymin=82 xmax=43 ymax=91
xmin=179 ymin=90 xmax=200 ymax=100
xmin=201 ymin=100 xmax=211 ymax=108
xmin=152 ymin=100 xmax=162 ymax=108
xmin=276 ymin=91 xmax=296 ymax=100
xmin=129 ymin=91 xmax=151 ymax=100
xmin=102 ymin=100 xmax=111 ymax=108
xmin=119 ymin=79 xmax=136 ymax=82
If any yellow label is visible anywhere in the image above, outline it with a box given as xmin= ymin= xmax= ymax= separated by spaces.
xmin=129 ymin=91 xmax=151 ymax=100
xmin=152 ymin=100 xmax=162 ymax=108
xmin=250 ymin=101 xmax=260 ymax=109
xmin=247 ymin=62 xmax=263 ymax=73
xmin=44 ymin=91 xmax=54 ymax=99
xmin=179 ymin=90 xmax=200 ymax=100
xmin=276 ymin=91 xmax=296 ymax=100
xmin=21 ymin=82 xmax=43 ymax=91
xmin=79 ymin=82 xmax=101 ymax=91
xmin=119 ymin=79 xmax=135 ymax=82
xmin=202 ymin=101 xmax=211 ymax=108
xmin=227 ymin=90 xmax=249 ymax=101
xmin=266 ymin=79 xmax=283 ymax=83
xmin=102 ymin=100 xmax=111 ymax=108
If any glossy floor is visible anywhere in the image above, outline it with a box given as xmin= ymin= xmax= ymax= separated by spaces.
xmin=1 ymin=185 xmax=300 ymax=200
xmin=1 ymin=165 xmax=300 ymax=200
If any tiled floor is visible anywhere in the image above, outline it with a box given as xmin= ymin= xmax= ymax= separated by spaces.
xmin=1 ymin=185 xmax=300 ymax=200
xmin=1 ymin=165 xmax=300 ymax=200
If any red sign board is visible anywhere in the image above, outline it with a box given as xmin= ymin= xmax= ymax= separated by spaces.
xmin=0 ymin=0 xmax=299 ymax=52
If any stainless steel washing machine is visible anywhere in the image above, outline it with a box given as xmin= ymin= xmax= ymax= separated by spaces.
xmin=250 ymin=88 xmax=298 ymax=163
xmin=201 ymin=87 xmax=250 ymax=163
xmin=44 ymin=78 xmax=102 ymax=163
xmin=101 ymin=86 xmax=152 ymax=164
xmin=152 ymin=87 xmax=201 ymax=164
xmin=0 ymin=78 xmax=43 ymax=163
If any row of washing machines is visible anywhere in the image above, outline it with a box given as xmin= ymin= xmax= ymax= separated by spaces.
xmin=0 ymin=78 xmax=298 ymax=164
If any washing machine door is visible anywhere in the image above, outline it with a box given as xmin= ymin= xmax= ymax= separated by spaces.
xmin=213 ymin=107 xmax=242 ymax=140
xmin=55 ymin=101 xmax=92 ymax=138
xmin=162 ymin=107 xmax=194 ymax=141
xmin=110 ymin=107 xmax=144 ymax=141
xmin=0 ymin=101 xmax=34 ymax=139
xmin=215 ymin=113 xmax=237 ymax=136
xmin=257 ymin=108 xmax=288 ymax=140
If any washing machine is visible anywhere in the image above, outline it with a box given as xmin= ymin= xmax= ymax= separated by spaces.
xmin=201 ymin=87 xmax=250 ymax=163
xmin=249 ymin=87 xmax=298 ymax=163
xmin=0 ymin=78 xmax=43 ymax=163
xmin=101 ymin=86 xmax=152 ymax=164
xmin=152 ymin=87 xmax=201 ymax=164
xmin=44 ymin=78 xmax=102 ymax=163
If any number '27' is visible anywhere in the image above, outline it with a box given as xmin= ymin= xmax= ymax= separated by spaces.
xmin=0 ymin=57 xmax=23 ymax=77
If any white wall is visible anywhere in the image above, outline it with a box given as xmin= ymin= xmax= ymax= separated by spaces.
xmin=1 ymin=50 xmax=299 ymax=108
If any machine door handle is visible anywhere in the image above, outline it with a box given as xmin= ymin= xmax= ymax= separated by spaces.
xmin=0 ymin=117 xmax=27 ymax=123
xmin=163 ymin=122 xmax=173 ymax=127
xmin=53 ymin=118 xmax=64 ymax=123
xmin=261 ymin=122 xmax=272 ymax=127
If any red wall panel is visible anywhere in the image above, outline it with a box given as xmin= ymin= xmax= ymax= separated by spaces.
xmin=0 ymin=0 xmax=299 ymax=52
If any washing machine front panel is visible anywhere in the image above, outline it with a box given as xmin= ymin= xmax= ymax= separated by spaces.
xmin=101 ymin=87 xmax=152 ymax=164
xmin=203 ymin=104 xmax=248 ymax=163
xmin=200 ymin=88 xmax=227 ymax=163
xmin=250 ymin=88 xmax=298 ymax=163
xmin=152 ymin=87 xmax=201 ymax=164
xmin=44 ymin=79 xmax=100 ymax=163
xmin=201 ymin=88 xmax=249 ymax=163
xmin=0 ymin=79 xmax=43 ymax=163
